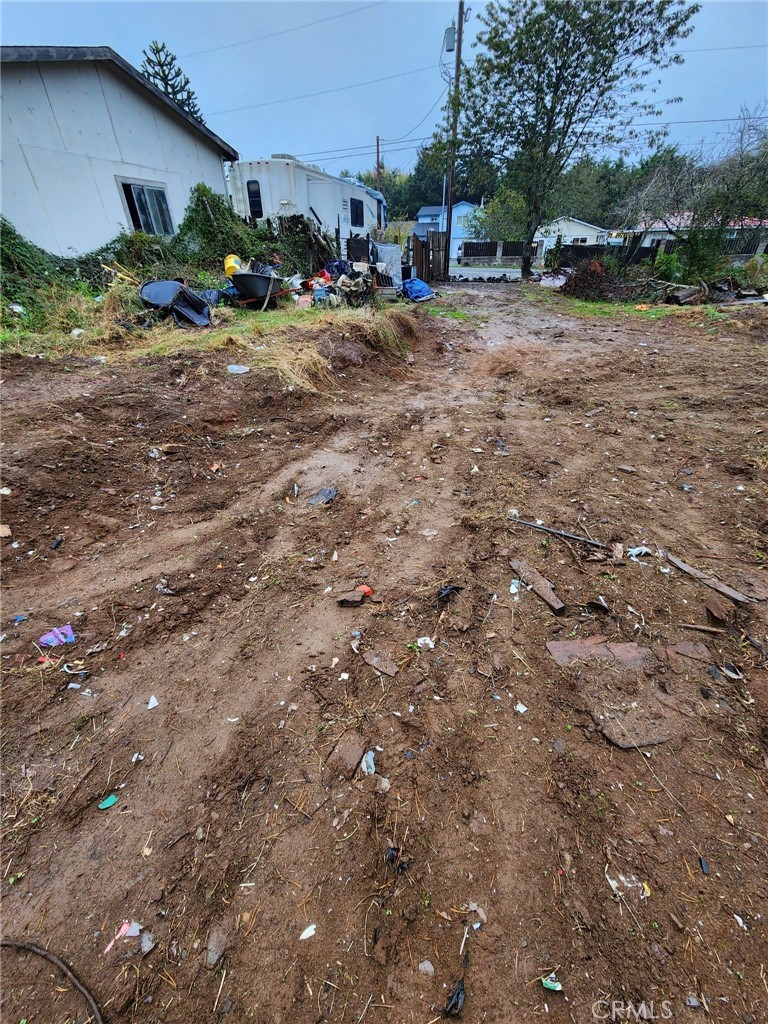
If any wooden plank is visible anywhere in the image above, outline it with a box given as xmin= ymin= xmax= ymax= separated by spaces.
xmin=511 ymin=559 xmax=566 ymax=615
xmin=664 ymin=552 xmax=755 ymax=604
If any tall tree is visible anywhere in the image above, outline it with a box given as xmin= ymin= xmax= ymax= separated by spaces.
xmin=141 ymin=40 xmax=205 ymax=123
xmin=462 ymin=0 xmax=699 ymax=274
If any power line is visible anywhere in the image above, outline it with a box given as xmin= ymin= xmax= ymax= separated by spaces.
xmin=382 ymin=88 xmax=448 ymax=143
xmin=181 ymin=2 xmax=387 ymax=59
xmin=676 ymin=42 xmax=768 ymax=54
xmin=295 ymin=135 xmax=432 ymax=160
xmin=212 ymin=65 xmax=440 ymax=115
xmin=290 ymin=113 xmax=765 ymax=164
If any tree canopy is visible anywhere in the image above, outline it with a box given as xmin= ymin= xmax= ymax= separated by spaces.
xmin=141 ymin=40 xmax=205 ymax=123
xmin=461 ymin=0 xmax=699 ymax=272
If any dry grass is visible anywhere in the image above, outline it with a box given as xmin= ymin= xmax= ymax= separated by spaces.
xmin=2 ymin=292 xmax=421 ymax=393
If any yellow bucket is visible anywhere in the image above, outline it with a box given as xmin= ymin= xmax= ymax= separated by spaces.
xmin=224 ymin=254 xmax=241 ymax=278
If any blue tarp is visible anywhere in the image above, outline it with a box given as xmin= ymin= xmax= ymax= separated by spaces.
xmin=402 ymin=277 xmax=436 ymax=302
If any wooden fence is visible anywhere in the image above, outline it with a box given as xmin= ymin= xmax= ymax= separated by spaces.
xmin=411 ymin=231 xmax=448 ymax=283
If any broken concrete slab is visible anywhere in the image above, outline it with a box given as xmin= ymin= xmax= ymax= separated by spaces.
xmin=336 ymin=591 xmax=365 ymax=607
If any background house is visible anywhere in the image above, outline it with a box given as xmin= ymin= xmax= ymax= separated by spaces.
xmin=534 ymin=216 xmax=610 ymax=253
xmin=1 ymin=46 xmax=238 ymax=256
xmin=634 ymin=214 xmax=768 ymax=250
xmin=415 ymin=201 xmax=479 ymax=260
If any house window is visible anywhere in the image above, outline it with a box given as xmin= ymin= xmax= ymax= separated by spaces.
xmin=571 ymin=236 xmax=588 ymax=245
xmin=246 ymin=180 xmax=263 ymax=220
xmin=456 ymin=215 xmax=465 ymax=227
xmin=120 ymin=182 xmax=173 ymax=235
xmin=350 ymin=198 xmax=364 ymax=228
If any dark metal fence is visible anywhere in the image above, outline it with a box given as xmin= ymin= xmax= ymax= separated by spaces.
xmin=462 ymin=240 xmax=497 ymax=258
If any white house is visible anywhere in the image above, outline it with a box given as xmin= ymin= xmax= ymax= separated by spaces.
xmin=229 ymin=156 xmax=385 ymax=241
xmin=0 ymin=46 xmax=238 ymax=256
xmin=534 ymin=216 xmax=610 ymax=253
xmin=415 ymin=201 xmax=479 ymax=260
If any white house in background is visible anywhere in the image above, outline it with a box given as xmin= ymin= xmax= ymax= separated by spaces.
xmin=229 ymin=157 xmax=386 ymax=241
xmin=415 ymin=201 xmax=479 ymax=259
xmin=0 ymin=46 xmax=238 ymax=256
xmin=534 ymin=216 xmax=610 ymax=253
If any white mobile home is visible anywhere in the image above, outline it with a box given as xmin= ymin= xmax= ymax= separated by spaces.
xmin=1 ymin=46 xmax=238 ymax=256
xmin=230 ymin=156 xmax=385 ymax=241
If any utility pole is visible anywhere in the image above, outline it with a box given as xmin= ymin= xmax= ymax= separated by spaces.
xmin=444 ymin=0 xmax=465 ymax=278
xmin=376 ymin=136 xmax=381 ymax=192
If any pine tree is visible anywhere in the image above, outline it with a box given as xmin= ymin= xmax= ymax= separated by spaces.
xmin=141 ymin=40 xmax=205 ymax=124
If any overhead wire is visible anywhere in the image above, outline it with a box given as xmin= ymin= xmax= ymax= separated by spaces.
xmin=382 ymin=88 xmax=448 ymax=143
xmin=211 ymin=65 xmax=440 ymax=115
xmin=181 ymin=1 xmax=387 ymax=58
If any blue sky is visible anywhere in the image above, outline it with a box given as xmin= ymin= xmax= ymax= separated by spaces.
xmin=3 ymin=0 xmax=767 ymax=175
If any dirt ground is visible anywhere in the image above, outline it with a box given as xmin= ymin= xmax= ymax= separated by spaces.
xmin=1 ymin=286 xmax=767 ymax=1024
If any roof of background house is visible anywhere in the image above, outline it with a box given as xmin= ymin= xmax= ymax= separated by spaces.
xmin=537 ymin=216 xmax=608 ymax=233
xmin=1 ymin=45 xmax=239 ymax=161
xmin=416 ymin=201 xmax=478 ymax=218
xmin=637 ymin=214 xmax=768 ymax=231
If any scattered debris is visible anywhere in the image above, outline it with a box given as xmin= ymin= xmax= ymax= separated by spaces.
xmin=510 ymin=559 xmax=565 ymax=615
xmin=328 ymin=732 xmax=365 ymax=778
xmin=1 ymin=939 xmax=105 ymax=1023
xmin=361 ymin=750 xmax=376 ymax=775
xmin=541 ymin=973 xmax=562 ymax=992
xmin=98 ymin=794 xmax=118 ymax=810
xmin=39 ymin=625 xmax=75 ymax=647
xmin=416 ymin=636 xmax=435 ymax=651
xmin=507 ymin=515 xmax=608 ymax=549
xmin=418 ymin=959 xmax=435 ymax=978
xmin=337 ymin=591 xmax=365 ymax=606
xmin=699 ymin=857 xmax=710 ymax=875
xmin=663 ymin=551 xmax=756 ymax=604
xmin=444 ymin=978 xmax=465 ymax=1017
xmin=438 ymin=584 xmax=463 ymax=605
xmin=226 ymin=364 xmax=250 ymax=374
xmin=299 ymin=924 xmax=317 ymax=940
xmin=362 ymin=650 xmax=398 ymax=677
xmin=308 ymin=487 xmax=337 ymax=506
xmin=617 ymin=465 xmax=637 ymax=474
xmin=628 ymin=546 xmax=653 ymax=561
xmin=514 ymin=702 xmax=528 ymax=714
xmin=0 ymin=524 xmax=12 ymax=538
xmin=546 ymin=636 xmax=652 ymax=669
xmin=147 ymin=695 xmax=159 ymax=710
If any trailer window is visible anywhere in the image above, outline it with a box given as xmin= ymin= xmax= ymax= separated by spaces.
xmin=247 ymin=180 xmax=264 ymax=220
xmin=120 ymin=182 xmax=173 ymax=235
xmin=350 ymin=198 xmax=364 ymax=228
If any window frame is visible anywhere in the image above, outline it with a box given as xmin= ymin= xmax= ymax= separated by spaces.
xmin=116 ymin=176 xmax=174 ymax=236
xmin=350 ymin=197 xmax=365 ymax=228
xmin=246 ymin=179 xmax=264 ymax=220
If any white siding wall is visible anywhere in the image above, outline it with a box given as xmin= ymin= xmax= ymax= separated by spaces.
xmin=534 ymin=217 xmax=607 ymax=247
xmin=1 ymin=61 xmax=229 ymax=255
xmin=230 ymin=159 xmax=380 ymax=240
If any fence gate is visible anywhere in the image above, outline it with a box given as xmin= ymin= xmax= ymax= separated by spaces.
xmin=411 ymin=231 xmax=448 ymax=283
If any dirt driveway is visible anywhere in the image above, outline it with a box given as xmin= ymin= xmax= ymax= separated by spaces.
xmin=2 ymin=286 xmax=767 ymax=1024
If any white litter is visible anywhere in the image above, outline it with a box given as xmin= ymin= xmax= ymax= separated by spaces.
xmin=416 ymin=636 xmax=435 ymax=651
xmin=514 ymin=702 xmax=528 ymax=714
xmin=299 ymin=924 xmax=317 ymax=940
xmin=361 ymin=750 xmax=376 ymax=775
xmin=147 ymin=695 xmax=159 ymax=710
